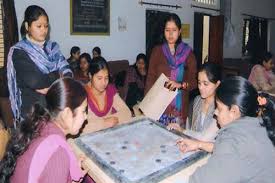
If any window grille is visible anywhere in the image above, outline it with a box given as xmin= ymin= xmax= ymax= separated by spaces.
xmin=193 ymin=0 xmax=217 ymax=6
xmin=0 ymin=0 xmax=4 ymax=68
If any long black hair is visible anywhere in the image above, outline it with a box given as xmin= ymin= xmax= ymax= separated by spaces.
xmin=78 ymin=53 xmax=92 ymax=70
xmin=92 ymin=46 xmax=101 ymax=56
xmin=70 ymin=46 xmax=80 ymax=56
xmin=89 ymin=56 xmax=110 ymax=77
xmin=134 ymin=53 xmax=147 ymax=78
xmin=163 ymin=13 xmax=182 ymax=48
xmin=0 ymin=78 xmax=87 ymax=181
xmin=260 ymin=52 xmax=273 ymax=65
xmin=20 ymin=5 xmax=49 ymax=37
xmin=216 ymin=76 xmax=275 ymax=145
xmin=198 ymin=62 xmax=222 ymax=84
xmin=258 ymin=92 xmax=275 ymax=145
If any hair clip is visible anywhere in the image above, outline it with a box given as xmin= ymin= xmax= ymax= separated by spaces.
xmin=257 ymin=96 xmax=267 ymax=106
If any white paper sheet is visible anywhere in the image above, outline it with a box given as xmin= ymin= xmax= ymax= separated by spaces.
xmin=139 ymin=73 xmax=177 ymax=120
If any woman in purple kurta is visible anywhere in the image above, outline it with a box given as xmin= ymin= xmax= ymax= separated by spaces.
xmin=145 ymin=13 xmax=197 ymax=124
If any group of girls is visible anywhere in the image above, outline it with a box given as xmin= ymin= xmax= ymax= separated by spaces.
xmin=1 ymin=4 xmax=274 ymax=183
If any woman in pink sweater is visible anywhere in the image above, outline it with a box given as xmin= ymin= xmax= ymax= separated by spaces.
xmin=0 ymin=77 xmax=88 ymax=182
xmin=248 ymin=52 xmax=275 ymax=93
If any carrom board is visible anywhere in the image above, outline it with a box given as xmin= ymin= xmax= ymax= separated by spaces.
xmin=75 ymin=118 xmax=207 ymax=183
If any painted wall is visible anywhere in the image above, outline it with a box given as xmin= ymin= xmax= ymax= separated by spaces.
xmin=13 ymin=0 xmax=275 ymax=62
xmin=14 ymin=0 xmax=219 ymax=64
xmin=224 ymin=0 xmax=275 ymax=58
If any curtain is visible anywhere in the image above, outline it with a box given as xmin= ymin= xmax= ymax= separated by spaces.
xmin=246 ymin=18 xmax=260 ymax=64
xmin=260 ymin=19 xmax=268 ymax=55
xmin=209 ymin=15 xmax=224 ymax=66
xmin=246 ymin=18 xmax=268 ymax=64
xmin=0 ymin=0 xmax=18 ymax=97
xmin=0 ymin=0 xmax=18 ymax=127
xmin=3 ymin=0 xmax=18 ymax=65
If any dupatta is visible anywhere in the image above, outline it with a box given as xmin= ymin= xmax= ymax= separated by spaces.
xmin=85 ymin=84 xmax=117 ymax=117
xmin=162 ymin=41 xmax=191 ymax=112
xmin=7 ymin=38 xmax=72 ymax=123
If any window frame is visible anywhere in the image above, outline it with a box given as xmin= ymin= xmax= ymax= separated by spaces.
xmin=193 ymin=0 xmax=218 ymax=6
xmin=0 ymin=0 xmax=4 ymax=68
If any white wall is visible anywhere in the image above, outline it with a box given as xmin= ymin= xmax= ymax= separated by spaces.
xmin=14 ymin=0 xmax=219 ymax=64
xmin=223 ymin=0 xmax=275 ymax=58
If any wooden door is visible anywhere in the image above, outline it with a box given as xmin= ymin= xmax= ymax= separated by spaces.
xmin=208 ymin=15 xmax=224 ymax=65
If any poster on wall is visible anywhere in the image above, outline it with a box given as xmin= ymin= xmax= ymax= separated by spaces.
xmin=70 ymin=0 xmax=110 ymax=35
xmin=181 ymin=24 xmax=190 ymax=39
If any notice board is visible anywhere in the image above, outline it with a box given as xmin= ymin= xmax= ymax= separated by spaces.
xmin=70 ymin=0 xmax=110 ymax=35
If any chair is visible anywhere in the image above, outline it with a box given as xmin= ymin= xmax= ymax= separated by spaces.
xmin=107 ymin=60 xmax=129 ymax=99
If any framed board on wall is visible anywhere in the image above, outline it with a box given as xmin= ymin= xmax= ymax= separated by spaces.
xmin=70 ymin=0 xmax=110 ymax=35
xmin=181 ymin=24 xmax=190 ymax=39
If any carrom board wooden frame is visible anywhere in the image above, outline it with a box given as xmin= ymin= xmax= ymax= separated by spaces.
xmin=72 ymin=118 xmax=209 ymax=183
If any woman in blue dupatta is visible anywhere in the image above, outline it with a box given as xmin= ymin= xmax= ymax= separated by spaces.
xmin=7 ymin=5 xmax=72 ymax=125
xmin=145 ymin=13 xmax=197 ymax=125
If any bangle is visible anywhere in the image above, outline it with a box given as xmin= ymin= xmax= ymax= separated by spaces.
xmin=181 ymin=82 xmax=188 ymax=90
xmin=185 ymin=82 xmax=189 ymax=89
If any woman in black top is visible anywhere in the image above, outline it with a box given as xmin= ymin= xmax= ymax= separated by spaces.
xmin=7 ymin=5 xmax=72 ymax=124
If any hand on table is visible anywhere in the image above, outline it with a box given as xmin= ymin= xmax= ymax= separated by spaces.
xmin=167 ymin=123 xmax=183 ymax=132
xmin=72 ymin=154 xmax=89 ymax=183
xmin=104 ymin=116 xmax=119 ymax=127
xmin=176 ymin=138 xmax=200 ymax=153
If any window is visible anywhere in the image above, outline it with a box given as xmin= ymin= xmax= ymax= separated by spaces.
xmin=193 ymin=0 xmax=217 ymax=6
xmin=0 ymin=0 xmax=4 ymax=68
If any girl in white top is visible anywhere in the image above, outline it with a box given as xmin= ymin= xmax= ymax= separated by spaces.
xmin=167 ymin=62 xmax=221 ymax=141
